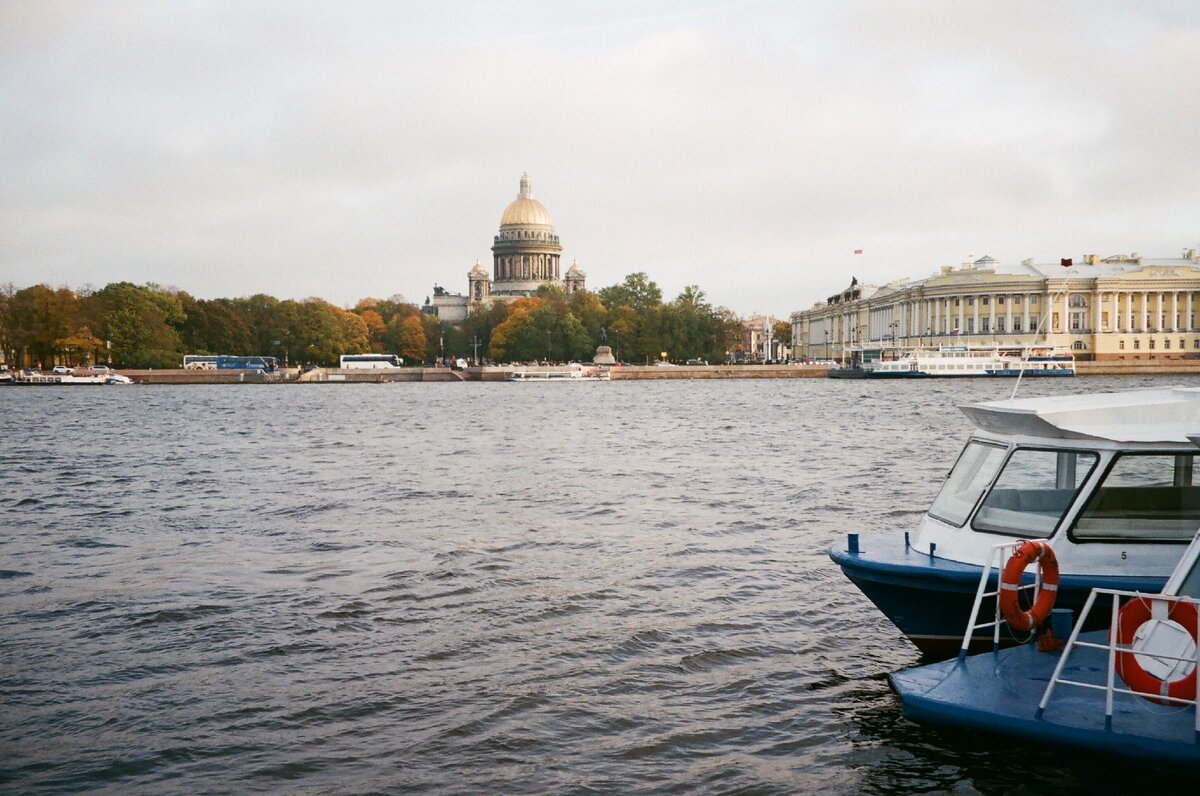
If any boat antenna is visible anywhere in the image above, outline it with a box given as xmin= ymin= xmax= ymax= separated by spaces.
xmin=1012 ymin=290 xmax=1058 ymax=399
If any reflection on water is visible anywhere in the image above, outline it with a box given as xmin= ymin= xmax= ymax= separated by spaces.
xmin=0 ymin=376 xmax=1173 ymax=792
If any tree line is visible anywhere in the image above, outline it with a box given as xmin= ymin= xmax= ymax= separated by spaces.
xmin=0 ymin=273 xmax=750 ymax=369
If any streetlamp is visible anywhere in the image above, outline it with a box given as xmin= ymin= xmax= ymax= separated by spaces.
xmin=824 ymin=329 xmax=830 ymax=361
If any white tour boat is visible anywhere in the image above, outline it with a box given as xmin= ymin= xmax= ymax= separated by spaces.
xmin=507 ymin=364 xmax=609 ymax=382
xmin=856 ymin=345 xmax=1075 ymax=378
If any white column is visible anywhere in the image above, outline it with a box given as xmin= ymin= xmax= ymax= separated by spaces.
xmin=1023 ymin=294 xmax=1030 ymax=335
xmin=1005 ymin=295 xmax=1012 ymax=335
xmin=1094 ymin=293 xmax=1101 ymax=332
xmin=1172 ymin=292 xmax=1179 ymax=332
xmin=1111 ymin=292 xmax=1118 ymax=331
xmin=989 ymin=294 xmax=996 ymax=335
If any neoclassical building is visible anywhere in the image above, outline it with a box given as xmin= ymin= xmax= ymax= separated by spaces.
xmin=790 ymin=250 xmax=1200 ymax=362
xmin=429 ymin=173 xmax=586 ymax=323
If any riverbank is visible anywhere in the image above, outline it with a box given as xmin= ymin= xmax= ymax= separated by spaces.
xmin=118 ymin=364 xmax=830 ymax=383
xmin=101 ymin=359 xmax=1200 ymax=384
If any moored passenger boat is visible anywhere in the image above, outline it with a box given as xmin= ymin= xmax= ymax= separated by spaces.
xmin=11 ymin=370 xmax=134 ymax=385
xmin=830 ymin=387 xmax=1200 ymax=656
xmin=834 ymin=345 xmax=1075 ymax=378
xmin=507 ymin=364 xmax=609 ymax=381
xmin=889 ymin=524 xmax=1200 ymax=772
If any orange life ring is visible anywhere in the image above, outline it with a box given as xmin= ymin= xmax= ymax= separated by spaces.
xmin=999 ymin=540 xmax=1059 ymax=632
xmin=1113 ymin=596 xmax=1198 ymax=705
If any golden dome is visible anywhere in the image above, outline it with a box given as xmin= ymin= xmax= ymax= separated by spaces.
xmin=500 ymin=172 xmax=552 ymax=227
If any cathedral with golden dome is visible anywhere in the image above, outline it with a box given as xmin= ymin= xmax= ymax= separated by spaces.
xmin=429 ymin=173 xmax=586 ymax=323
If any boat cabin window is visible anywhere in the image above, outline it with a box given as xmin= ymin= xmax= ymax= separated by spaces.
xmin=928 ymin=441 xmax=1008 ymax=527
xmin=972 ymin=448 xmax=1097 ymax=537
xmin=1179 ymin=555 xmax=1200 ymax=598
xmin=1071 ymin=453 xmax=1200 ymax=543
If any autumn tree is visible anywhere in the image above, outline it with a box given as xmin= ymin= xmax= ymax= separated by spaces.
xmin=387 ymin=314 xmax=427 ymax=363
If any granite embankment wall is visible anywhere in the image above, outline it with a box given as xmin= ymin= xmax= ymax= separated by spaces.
xmin=1075 ymin=360 xmax=1200 ymax=376
xmin=610 ymin=364 xmax=828 ymax=379
xmin=119 ymin=361 xmax=1200 ymax=384
xmin=123 ymin=365 xmax=829 ymax=383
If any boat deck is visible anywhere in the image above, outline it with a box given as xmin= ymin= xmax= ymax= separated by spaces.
xmin=890 ymin=632 xmax=1200 ymax=770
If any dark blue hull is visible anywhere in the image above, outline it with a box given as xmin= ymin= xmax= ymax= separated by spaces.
xmin=829 ymin=535 xmax=1168 ymax=658
xmin=890 ymin=632 xmax=1200 ymax=770
xmin=984 ymin=368 xmax=1075 ymax=376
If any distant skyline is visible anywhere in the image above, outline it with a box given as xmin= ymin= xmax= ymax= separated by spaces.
xmin=2 ymin=1 xmax=1198 ymax=319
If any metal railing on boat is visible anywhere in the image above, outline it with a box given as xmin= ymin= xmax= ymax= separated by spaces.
xmin=1035 ymin=589 xmax=1200 ymax=740
xmin=959 ymin=541 xmax=1044 ymax=660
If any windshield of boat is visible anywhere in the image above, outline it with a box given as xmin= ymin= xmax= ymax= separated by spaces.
xmin=1070 ymin=453 xmax=1200 ymax=543
xmin=928 ymin=441 xmax=1008 ymax=527
xmin=972 ymin=448 xmax=1098 ymax=536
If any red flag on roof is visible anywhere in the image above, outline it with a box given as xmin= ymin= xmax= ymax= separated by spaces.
xmin=853 ymin=249 xmax=863 ymax=255
xmin=1061 ymin=258 xmax=1073 ymax=267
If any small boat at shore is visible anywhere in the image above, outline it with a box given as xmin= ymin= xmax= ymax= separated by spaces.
xmin=830 ymin=387 xmax=1200 ymax=656
xmin=11 ymin=370 xmax=134 ymax=385
xmin=829 ymin=345 xmax=1075 ymax=378
xmin=890 ymin=523 xmax=1200 ymax=772
xmin=507 ymin=364 xmax=609 ymax=382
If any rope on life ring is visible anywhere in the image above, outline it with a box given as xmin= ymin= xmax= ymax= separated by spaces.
xmin=1113 ymin=596 xmax=1199 ymax=705
xmin=999 ymin=540 xmax=1059 ymax=632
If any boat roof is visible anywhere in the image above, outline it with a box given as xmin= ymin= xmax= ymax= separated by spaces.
xmin=960 ymin=387 xmax=1200 ymax=443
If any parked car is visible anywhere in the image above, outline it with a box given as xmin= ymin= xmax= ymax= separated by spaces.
xmin=652 ymin=360 xmax=677 ymax=367
xmin=51 ymin=365 xmax=74 ymax=374
xmin=89 ymin=365 xmax=110 ymax=372
xmin=686 ymin=358 xmax=707 ymax=366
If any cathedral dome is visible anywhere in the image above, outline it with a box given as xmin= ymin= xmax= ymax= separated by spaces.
xmin=500 ymin=172 xmax=552 ymax=227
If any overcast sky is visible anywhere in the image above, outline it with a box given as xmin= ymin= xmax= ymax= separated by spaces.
xmin=2 ymin=1 xmax=1198 ymax=318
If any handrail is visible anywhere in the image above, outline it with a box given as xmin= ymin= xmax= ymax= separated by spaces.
xmin=1035 ymin=589 xmax=1200 ymax=739
xmin=958 ymin=541 xmax=1042 ymax=661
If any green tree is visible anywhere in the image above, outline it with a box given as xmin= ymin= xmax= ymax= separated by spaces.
xmin=772 ymin=320 xmax=793 ymax=360
xmin=96 ymin=282 xmax=184 ymax=368
xmin=568 ymin=289 xmax=607 ymax=344
xmin=597 ymin=272 xmax=662 ymax=312
xmin=287 ymin=298 xmax=355 ymax=366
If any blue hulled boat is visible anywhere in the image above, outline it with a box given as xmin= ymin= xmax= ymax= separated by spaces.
xmin=890 ymin=526 xmax=1200 ymax=771
xmin=831 ymin=387 xmax=1200 ymax=656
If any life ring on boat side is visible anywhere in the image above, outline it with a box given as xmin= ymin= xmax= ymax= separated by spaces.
xmin=998 ymin=540 xmax=1059 ymax=632
xmin=1113 ymin=596 xmax=1198 ymax=705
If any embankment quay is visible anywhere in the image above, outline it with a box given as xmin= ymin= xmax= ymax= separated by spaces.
xmin=110 ymin=360 xmax=1200 ymax=384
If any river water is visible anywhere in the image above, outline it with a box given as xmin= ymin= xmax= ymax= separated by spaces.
xmin=0 ymin=375 xmax=1179 ymax=793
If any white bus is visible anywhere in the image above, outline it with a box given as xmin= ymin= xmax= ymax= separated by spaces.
xmin=183 ymin=355 xmax=219 ymax=370
xmin=339 ymin=354 xmax=403 ymax=369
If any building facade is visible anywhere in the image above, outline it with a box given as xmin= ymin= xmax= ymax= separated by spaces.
xmin=790 ymin=251 xmax=1200 ymax=362
xmin=429 ymin=173 xmax=585 ymax=323
xmin=737 ymin=315 xmax=787 ymax=362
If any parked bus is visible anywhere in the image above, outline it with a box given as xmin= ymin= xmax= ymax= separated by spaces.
xmin=215 ymin=355 xmax=278 ymax=372
xmin=339 ymin=354 xmax=403 ymax=369
xmin=183 ymin=355 xmax=219 ymax=370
